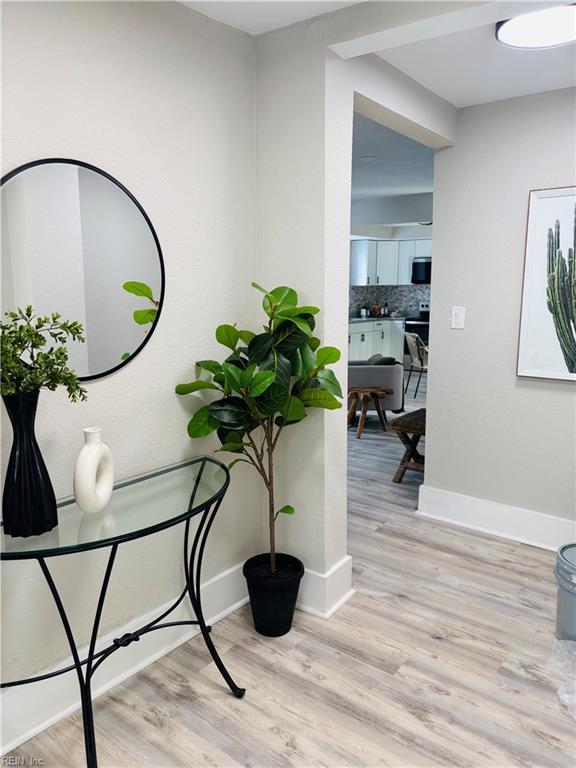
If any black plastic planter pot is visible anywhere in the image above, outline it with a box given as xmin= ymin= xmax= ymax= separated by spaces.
xmin=243 ymin=553 xmax=304 ymax=637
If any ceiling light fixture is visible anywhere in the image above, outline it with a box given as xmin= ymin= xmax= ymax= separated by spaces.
xmin=496 ymin=4 xmax=576 ymax=49
xmin=359 ymin=155 xmax=377 ymax=161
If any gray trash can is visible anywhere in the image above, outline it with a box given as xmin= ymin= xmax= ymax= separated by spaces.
xmin=555 ymin=543 xmax=576 ymax=641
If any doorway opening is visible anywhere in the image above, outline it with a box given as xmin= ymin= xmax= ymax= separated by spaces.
xmin=347 ymin=112 xmax=433 ymax=515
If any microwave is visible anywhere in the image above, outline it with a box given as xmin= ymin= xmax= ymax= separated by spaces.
xmin=412 ymin=258 xmax=431 ymax=284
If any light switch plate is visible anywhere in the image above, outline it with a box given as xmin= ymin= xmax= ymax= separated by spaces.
xmin=451 ymin=306 xmax=466 ymax=329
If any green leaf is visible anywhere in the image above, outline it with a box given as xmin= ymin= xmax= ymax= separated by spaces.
xmin=280 ymin=395 xmax=306 ymax=423
xmin=248 ymin=370 xmax=275 ymax=397
xmin=277 ymin=504 xmax=295 ymax=516
xmin=215 ymin=324 xmax=239 ymax=351
xmin=272 ymin=321 xmax=309 ymax=355
xmin=123 ymin=281 xmax=154 ymax=300
xmin=217 ymin=441 xmax=246 ymax=453
xmin=316 ymin=369 xmax=343 ymax=398
xmin=277 ymin=306 xmax=319 ymax=318
xmin=300 ymin=389 xmax=342 ymax=410
xmin=263 ymin=286 xmax=298 ymax=316
xmin=248 ymin=333 xmax=273 ymax=363
xmin=197 ymin=360 xmax=222 ymax=375
xmin=256 ymin=383 xmax=289 ymax=416
xmin=316 ymin=346 xmax=341 ymax=366
xmin=133 ymin=308 xmax=157 ymax=325
xmin=238 ymin=330 xmax=255 ymax=345
xmin=251 ymin=281 xmax=270 ymax=296
xmin=285 ymin=315 xmax=313 ymax=336
xmin=222 ymin=363 xmax=244 ymax=392
xmin=300 ymin=344 xmax=317 ymax=375
xmin=308 ymin=336 xmax=321 ymax=351
xmin=187 ymin=406 xmax=219 ymax=438
xmin=260 ymin=350 xmax=291 ymax=389
xmin=175 ymin=380 xmax=220 ymax=395
xmin=228 ymin=458 xmax=252 ymax=470
xmin=241 ymin=363 xmax=257 ymax=388
xmin=217 ymin=427 xmax=244 ymax=452
xmin=289 ymin=349 xmax=304 ymax=378
xmin=207 ymin=397 xmax=254 ymax=428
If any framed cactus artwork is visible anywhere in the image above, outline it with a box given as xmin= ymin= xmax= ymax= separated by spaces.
xmin=517 ymin=186 xmax=576 ymax=381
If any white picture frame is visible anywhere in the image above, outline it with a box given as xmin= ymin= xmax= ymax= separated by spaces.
xmin=517 ymin=186 xmax=576 ymax=381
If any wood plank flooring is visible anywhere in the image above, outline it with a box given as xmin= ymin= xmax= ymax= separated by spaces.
xmin=9 ymin=379 xmax=575 ymax=767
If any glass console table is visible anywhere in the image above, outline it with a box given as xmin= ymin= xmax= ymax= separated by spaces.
xmin=1 ymin=456 xmax=245 ymax=768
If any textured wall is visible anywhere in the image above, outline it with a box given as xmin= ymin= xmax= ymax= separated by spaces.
xmin=1 ymin=1 xmax=261 ymax=678
xmin=426 ymin=88 xmax=576 ymax=521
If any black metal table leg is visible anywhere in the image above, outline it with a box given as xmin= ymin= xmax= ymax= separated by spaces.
xmin=184 ymin=505 xmax=246 ymax=699
xmin=38 ymin=544 xmax=118 ymax=768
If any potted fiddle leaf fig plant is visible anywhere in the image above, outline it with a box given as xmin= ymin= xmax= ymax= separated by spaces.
xmin=176 ymin=283 xmax=342 ymax=636
xmin=1 ymin=306 xmax=87 ymax=537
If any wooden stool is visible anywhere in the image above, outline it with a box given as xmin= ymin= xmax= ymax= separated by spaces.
xmin=347 ymin=386 xmax=393 ymax=439
xmin=391 ymin=408 xmax=426 ymax=483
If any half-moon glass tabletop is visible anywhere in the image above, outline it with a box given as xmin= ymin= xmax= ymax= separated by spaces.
xmin=1 ymin=457 xmax=229 ymax=560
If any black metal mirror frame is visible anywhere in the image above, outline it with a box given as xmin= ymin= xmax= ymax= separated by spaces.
xmin=1 ymin=157 xmax=166 ymax=381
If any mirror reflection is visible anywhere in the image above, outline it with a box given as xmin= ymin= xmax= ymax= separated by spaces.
xmin=1 ymin=161 xmax=164 ymax=379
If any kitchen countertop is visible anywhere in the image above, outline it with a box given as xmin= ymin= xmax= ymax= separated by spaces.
xmin=349 ymin=316 xmax=406 ymax=323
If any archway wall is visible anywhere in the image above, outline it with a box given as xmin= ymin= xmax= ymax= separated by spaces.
xmin=256 ymin=20 xmax=456 ymax=615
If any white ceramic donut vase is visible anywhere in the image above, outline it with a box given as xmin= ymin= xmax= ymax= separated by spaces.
xmin=74 ymin=428 xmax=114 ymax=514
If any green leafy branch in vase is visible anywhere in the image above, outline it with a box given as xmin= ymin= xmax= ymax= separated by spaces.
xmin=121 ymin=281 xmax=159 ymax=361
xmin=546 ymin=203 xmax=576 ymax=373
xmin=175 ymin=283 xmax=343 ymax=574
xmin=0 ymin=306 xmax=87 ymax=401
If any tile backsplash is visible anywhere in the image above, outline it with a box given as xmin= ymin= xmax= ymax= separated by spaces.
xmin=349 ymin=285 xmax=431 ymax=318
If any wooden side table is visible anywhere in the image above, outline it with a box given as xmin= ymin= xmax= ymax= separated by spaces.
xmin=391 ymin=408 xmax=426 ymax=483
xmin=347 ymin=386 xmax=394 ymax=439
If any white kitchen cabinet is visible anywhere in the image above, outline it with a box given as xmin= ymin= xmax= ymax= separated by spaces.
xmin=349 ymin=320 xmax=405 ymax=362
xmin=387 ymin=320 xmax=405 ymax=361
xmin=396 ymin=239 xmax=432 ymax=285
xmin=414 ymin=239 xmax=432 ymax=258
xmin=376 ymin=241 xmax=399 ymax=285
xmin=350 ymin=240 xmax=378 ymax=286
xmin=349 ymin=329 xmax=374 ymax=360
xmin=397 ymin=240 xmax=415 ymax=285
xmin=350 ymin=238 xmax=431 ymax=286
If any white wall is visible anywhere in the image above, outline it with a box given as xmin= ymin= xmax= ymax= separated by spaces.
xmin=351 ymin=192 xmax=433 ymax=228
xmin=1 ymin=1 xmax=260 ymax=680
xmin=256 ymin=19 xmax=456 ymax=592
xmin=424 ymin=88 xmax=576 ymax=527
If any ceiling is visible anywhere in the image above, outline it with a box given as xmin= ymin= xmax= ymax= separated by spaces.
xmin=378 ymin=21 xmax=576 ymax=108
xmin=352 ymin=113 xmax=434 ymax=199
xmin=182 ymin=1 xmax=360 ymax=36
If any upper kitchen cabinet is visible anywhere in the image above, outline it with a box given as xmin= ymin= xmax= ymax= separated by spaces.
xmin=376 ymin=241 xmax=399 ymax=285
xmin=350 ymin=239 xmax=378 ymax=285
xmin=351 ymin=238 xmax=432 ymax=286
xmin=398 ymin=240 xmax=415 ymax=285
xmin=414 ymin=239 xmax=432 ymax=258
xmin=350 ymin=239 xmax=400 ymax=286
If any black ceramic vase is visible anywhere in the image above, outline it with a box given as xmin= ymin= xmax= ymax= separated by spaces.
xmin=2 ymin=390 xmax=58 ymax=537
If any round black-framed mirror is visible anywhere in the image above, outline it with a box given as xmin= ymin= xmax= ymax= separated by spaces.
xmin=1 ymin=158 xmax=165 ymax=381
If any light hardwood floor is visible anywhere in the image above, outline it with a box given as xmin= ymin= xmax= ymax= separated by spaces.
xmin=10 ymin=383 xmax=575 ymax=767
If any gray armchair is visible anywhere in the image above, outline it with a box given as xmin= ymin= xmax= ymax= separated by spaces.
xmin=348 ymin=358 xmax=404 ymax=435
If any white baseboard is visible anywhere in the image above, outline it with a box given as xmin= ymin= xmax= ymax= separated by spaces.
xmin=1 ymin=553 xmax=355 ymax=754
xmin=297 ymin=554 xmax=354 ymax=618
xmin=1 ymin=562 xmax=249 ymax=756
xmin=418 ymin=485 xmax=576 ymax=551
